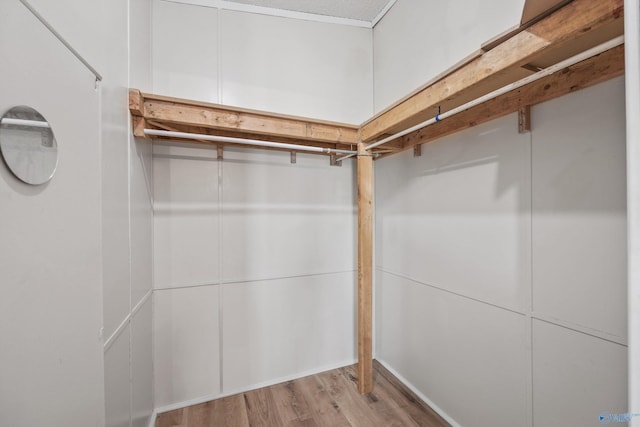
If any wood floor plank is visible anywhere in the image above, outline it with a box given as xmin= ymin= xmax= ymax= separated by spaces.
xmin=209 ymin=394 xmax=250 ymax=427
xmin=341 ymin=364 xmax=419 ymax=427
xmin=155 ymin=362 xmax=451 ymax=427
xmin=244 ymin=387 xmax=283 ymax=426
xmin=155 ymin=408 xmax=187 ymax=427
xmin=185 ymin=400 xmax=214 ymax=427
xmin=296 ymin=419 xmax=320 ymax=427
xmin=344 ymin=366 xmax=417 ymax=427
xmin=270 ymin=379 xmax=314 ymax=424
xmin=316 ymin=367 xmax=386 ymax=426
xmin=294 ymin=373 xmax=352 ymax=427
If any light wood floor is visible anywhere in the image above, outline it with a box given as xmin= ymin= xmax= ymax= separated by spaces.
xmin=156 ymin=360 xmax=450 ymax=427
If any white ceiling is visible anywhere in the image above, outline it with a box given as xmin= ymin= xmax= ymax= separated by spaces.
xmin=223 ymin=0 xmax=395 ymax=22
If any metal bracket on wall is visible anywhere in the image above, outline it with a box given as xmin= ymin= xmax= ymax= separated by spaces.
xmin=217 ymin=145 xmax=223 ymax=160
xmin=330 ymin=154 xmax=342 ymax=167
xmin=291 ymin=152 xmax=296 ymax=164
xmin=413 ymin=144 xmax=422 ymax=157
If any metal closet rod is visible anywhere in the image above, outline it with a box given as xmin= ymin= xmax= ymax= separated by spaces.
xmin=143 ymin=129 xmax=358 ymax=155
xmin=336 ymin=35 xmax=625 ymax=162
xmin=0 ymin=118 xmax=51 ymax=128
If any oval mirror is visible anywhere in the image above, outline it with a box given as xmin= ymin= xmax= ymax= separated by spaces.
xmin=0 ymin=106 xmax=58 ymax=185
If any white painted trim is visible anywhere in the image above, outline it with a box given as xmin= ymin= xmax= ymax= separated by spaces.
xmin=371 ymin=0 xmax=398 ymax=28
xmin=160 ymin=0 xmax=215 ymax=8
xmin=160 ymin=0 xmax=372 ymax=28
xmin=153 ymin=358 xmax=357 ymax=415
xmin=148 ymin=409 xmax=157 ymax=427
xmin=104 ymin=290 xmax=152 ymax=351
xmin=217 ymin=150 xmax=225 ymax=399
xmin=625 ymin=0 xmax=640 ymax=421
xmin=133 ymin=289 xmax=153 ymax=317
xmin=218 ymin=1 xmax=372 ymax=28
xmin=104 ymin=313 xmax=131 ymax=352
xmin=216 ymin=2 xmax=223 ymax=104
xmin=375 ymin=358 xmax=462 ymax=427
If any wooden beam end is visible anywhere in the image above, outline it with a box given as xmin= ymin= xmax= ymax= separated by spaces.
xmin=129 ymin=89 xmax=144 ymax=116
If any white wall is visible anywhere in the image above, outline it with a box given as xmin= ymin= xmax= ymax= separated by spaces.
xmin=0 ymin=1 xmax=104 ymax=426
xmin=375 ymin=77 xmax=627 ymax=427
xmin=6 ymin=1 xmax=155 ymax=426
xmin=375 ymin=112 xmax=532 ymax=427
xmin=152 ymin=0 xmax=373 ymax=124
xmin=3 ymin=1 xmax=629 ymax=425
xmin=530 ymin=78 xmax=627 ymax=427
xmin=151 ymin=1 xmax=369 ymax=410
xmin=104 ymin=0 xmax=155 ymax=424
xmin=372 ymin=0 xmax=525 ymax=113
xmin=374 ymin=4 xmax=628 ymax=425
xmin=219 ymin=10 xmax=372 ymax=123
xmin=152 ymin=142 xmax=357 ymax=409
xmin=100 ymin=0 xmax=155 ymax=424
xmin=129 ymin=3 xmax=155 ymax=424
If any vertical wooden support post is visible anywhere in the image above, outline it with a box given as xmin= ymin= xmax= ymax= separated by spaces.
xmin=357 ymin=141 xmax=373 ymax=394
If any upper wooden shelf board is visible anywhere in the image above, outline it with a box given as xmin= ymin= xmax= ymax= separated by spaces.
xmin=129 ymin=0 xmax=624 ymax=158
xmin=129 ymin=90 xmax=361 ymax=154
xmin=360 ymin=0 xmax=624 ymax=145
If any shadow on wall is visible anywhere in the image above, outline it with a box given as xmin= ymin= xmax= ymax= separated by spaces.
xmin=374 ymin=112 xmax=532 ymax=311
xmin=412 ymin=123 xmax=527 ymax=202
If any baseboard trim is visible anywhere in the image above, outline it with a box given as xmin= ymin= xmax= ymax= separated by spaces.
xmin=161 ymin=0 xmax=372 ymax=28
xmin=375 ymin=358 xmax=462 ymax=427
xmin=153 ymin=358 xmax=358 ymax=416
xmin=148 ymin=410 xmax=157 ymax=427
